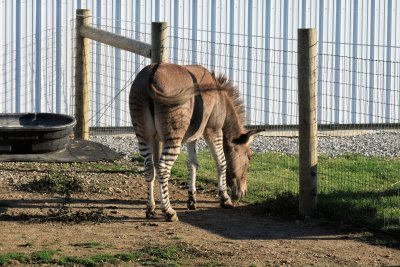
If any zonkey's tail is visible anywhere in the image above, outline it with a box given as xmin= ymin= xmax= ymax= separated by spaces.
xmin=147 ymin=83 xmax=198 ymax=105
xmin=147 ymin=81 xmax=222 ymax=106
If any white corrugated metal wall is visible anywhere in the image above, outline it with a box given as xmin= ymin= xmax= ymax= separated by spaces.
xmin=1 ymin=0 xmax=399 ymax=126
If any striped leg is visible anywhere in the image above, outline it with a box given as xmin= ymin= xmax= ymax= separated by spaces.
xmin=156 ymin=142 xmax=181 ymax=222
xmin=187 ymin=141 xmax=198 ymax=210
xmin=138 ymin=138 xmax=161 ymax=219
xmin=205 ymin=131 xmax=233 ymax=209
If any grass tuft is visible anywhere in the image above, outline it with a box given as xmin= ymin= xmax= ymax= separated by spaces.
xmin=136 ymin=245 xmax=182 ymax=266
xmin=57 ymin=256 xmax=96 ymax=267
xmin=31 ymin=250 xmax=59 ymax=263
xmin=0 ymin=250 xmax=139 ymax=266
xmin=140 ymin=245 xmax=180 ymax=260
xmin=0 ymin=252 xmax=28 ymax=266
xmin=19 ymin=170 xmax=83 ymax=195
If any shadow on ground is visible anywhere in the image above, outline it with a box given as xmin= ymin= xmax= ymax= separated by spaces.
xmin=178 ymin=201 xmax=400 ymax=249
xmin=0 ymin=192 xmax=398 ymax=248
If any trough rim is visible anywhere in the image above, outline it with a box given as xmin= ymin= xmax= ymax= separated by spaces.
xmin=0 ymin=113 xmax=76 ymax=132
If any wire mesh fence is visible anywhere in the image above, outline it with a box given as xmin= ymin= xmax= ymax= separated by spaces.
xmin=70 ymin=18 xmax=152 ymax=130
xmin=318 ymin=42 xmax=400 ymax=125
xmin=0 ymin=29 xmax=68 ymax=114
xmin=70 ymin=18 xmax=400 ymax=233
xmin=0 ymin=13 xmax=395 ymax=233
xmin=86 ymin=19 xmax=399 ymax=233
xmin=317 ymin=49 xmax=400 ymax=233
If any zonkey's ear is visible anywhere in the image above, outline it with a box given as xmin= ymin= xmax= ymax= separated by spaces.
xmin=232 ymin=128 xmax=265 ymax=145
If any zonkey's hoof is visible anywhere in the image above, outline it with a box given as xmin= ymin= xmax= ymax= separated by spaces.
xmin=187 ymin=200 xmax=197 ymax=210
xmin=220 ymin=198 xmax=234 ymax=209
xmin=146 ymin=210 xmax=156 ymax=219
xmin=164 ymin=211 xmax=179 ymax=222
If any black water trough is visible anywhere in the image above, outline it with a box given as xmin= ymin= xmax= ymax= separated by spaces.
xmin=0 ymin=113 xmax=76 ymax=154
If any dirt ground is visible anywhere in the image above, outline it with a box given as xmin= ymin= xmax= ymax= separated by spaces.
xmin=0 ymin=161 xmax=399 ymax=266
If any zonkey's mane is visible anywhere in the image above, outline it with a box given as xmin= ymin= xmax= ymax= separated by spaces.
xmin=213 ymin=73 xmax=246 ymax=131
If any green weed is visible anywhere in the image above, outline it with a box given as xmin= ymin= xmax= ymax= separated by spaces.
xmin=20 ymin=170 xmax=83 ymax=195
xmin=140 ymin=245 xmax=180 ymax=260
xmin=0 ymin=251 xmax=138 ymax=266
xmin=0 ymin=252 xmax=28 ymax=266
xmin=31 ymin=250 xmax=59 ymax=263
xmin=137 ymin=245 xmax=181 ymax=266
xmin=56 ymin=256 xmax=97 ymax=267
xmin=0 ymin=246 xmax=181 ymax=266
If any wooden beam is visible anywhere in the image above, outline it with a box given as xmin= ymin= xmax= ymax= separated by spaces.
xmin=80 ymin=24 xmax=152 ymax=58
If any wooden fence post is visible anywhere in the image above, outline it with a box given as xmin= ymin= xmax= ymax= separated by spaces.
xmin=151 ymin=22 xmax=168 ymax=63
xmin=75 ymin=9 xmax=91 ymax=140
xmin=74 ymin=16 xmax=165 ymax=139
xmin=298 ymin=28 xmax=318 ymax=217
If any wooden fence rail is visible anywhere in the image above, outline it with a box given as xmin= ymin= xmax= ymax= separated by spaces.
xmin=80 ymin=25 xmax=152 ymax=58
xmin=74 ymin=9 xmax=167 ymax=140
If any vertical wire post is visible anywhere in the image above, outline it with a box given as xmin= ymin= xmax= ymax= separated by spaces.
xmin=298 ymin=28 xmax=318 ymax=217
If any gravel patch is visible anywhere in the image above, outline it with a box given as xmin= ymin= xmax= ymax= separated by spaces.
xmin=90 ymin=130 xmax=400 ymax=159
